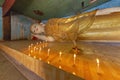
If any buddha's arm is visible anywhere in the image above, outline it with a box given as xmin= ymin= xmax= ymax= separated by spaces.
xmin=33 ymin=34 xmax=55 ymax=41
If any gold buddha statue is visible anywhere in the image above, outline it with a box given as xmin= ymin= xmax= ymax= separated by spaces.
xmin=31 ymin=7 xmax=120 ymax=54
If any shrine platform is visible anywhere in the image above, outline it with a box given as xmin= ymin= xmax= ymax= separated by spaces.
xmin=0 ymin=40 xmax=120 ymax=80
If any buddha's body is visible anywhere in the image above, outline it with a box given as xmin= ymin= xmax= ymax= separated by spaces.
xmin=45 ymin=7 xmax=120 ymax=41
xmin=31 ymin=7 xmax=120 ymax=42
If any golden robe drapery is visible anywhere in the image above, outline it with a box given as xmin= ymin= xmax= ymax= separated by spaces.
xmin=45 ymin=10 xmax=97 ymax=42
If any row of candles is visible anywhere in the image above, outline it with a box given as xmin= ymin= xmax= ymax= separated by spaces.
xmin=27 ymin=41 xmax=78 ymax=65
xmin=27 ymin=41 xmax=100 ymax=75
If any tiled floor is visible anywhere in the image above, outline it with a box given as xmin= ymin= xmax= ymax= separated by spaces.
xmin=0 ymin=50 xmax=28 ymax=80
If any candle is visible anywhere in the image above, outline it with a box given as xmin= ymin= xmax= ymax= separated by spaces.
xmin=42 ymin=42 xmax=44 ymax=48
xmin=31 ymin=44 xmax=33 ymax=46
xmin=59 ymin=65 xmax=62 ymax=69
xmin=47 ymin=61 xmax=50 ymax=64
xmin=73 ymin=54 xmax=76 ymax=65
xmin=36 ymin=47 xmax=39 ymax=52
xmin=35 ymin=48 xmax=39 ymax=56
xmin=59 ymin=51 xmax=62 ymax=62
xmin=96 ymin=58 xmax=100 ymax=72
xmin=28 ymin=54 xmax=31 ymax=56
xmin=39 ymin=42 xmax=41 ymax=46
xmin=47 ymin=48 xmax=50 ymax=56
xmin=28 ymin=45 xmax=31 ymax=51
xmin=34 ymin=46 xmax=36 ymax=51
xmin=34 ymin=56 xmax=36 ymax=59
xmin=39 ymin=47 xmax=42 ymax=54
xmin=45 ymin=40 xmax=47 ymax=43
xmin=59 ymin=51 xmax=62 ymax=57
xmin=36 ymin=42 xmax=39 ymax=45
xmin=45 ymin=40 xmax=48 ymax=47
xmin=29 ymin=50 xmax=33 ymax=56
xmin=96 ymin=58 xmax=99 ymax=67
xmin=72 ymin=72 xmax=76 ymax=75
xmin=30 ymin=50 xmax=33 ymax=53
xmin=39 ymin=41 xmax=41 ymax=44
xmin=39 ymin=57 xmax=42 ymax=61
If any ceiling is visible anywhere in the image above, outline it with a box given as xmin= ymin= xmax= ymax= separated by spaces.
xmin=0 ymin=0 xmax=5 ymax=6
xmin=2 ymin=0 xmax=110 ymax=20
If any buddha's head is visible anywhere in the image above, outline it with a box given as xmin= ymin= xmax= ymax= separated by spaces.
xmin=30 ymin=22 xmax=45 ymax=34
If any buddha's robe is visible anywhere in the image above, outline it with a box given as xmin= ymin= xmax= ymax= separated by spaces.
xmin=45 ymin=7 xmax=120 ymax=41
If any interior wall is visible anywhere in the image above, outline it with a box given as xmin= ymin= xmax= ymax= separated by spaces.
xmin=0 ymin=7 xmax=3 ymax=40
xmin=11 ymin=12 xmax=35 ymax=40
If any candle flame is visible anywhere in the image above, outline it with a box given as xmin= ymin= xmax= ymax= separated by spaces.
xmin=31 ymin=44 xmax=33 ymax=46
xmin=47 ymin=48 xmax=50 ymax=56
xmin=34 ymin=46 xmax=36 ymax=49
xmin=31 ymin=50 xmax=33 ymax=53
xmin=59 ymin=65 xmax=62 ymax=69
xmin=72 ymin=72 xmax=76 ymax=75
xmin=74 ymin=54 xmax=76 ymax=58
xmin=47 ymin=61 xmax=50 ymax=64
xmin=28 ymin=45 xmax=31 ymax=48
xmin=36 ymin=42 xmax=39 ymax=45
xmin=96 ymin=58 xmax=99 ymax=64
xmin=36 ymin=48 xmax=39 ymax=50
xmin=59 ymin=51 xmax=62 ymax=56
xmin=48 ymin=48 xmax=50 ymax=52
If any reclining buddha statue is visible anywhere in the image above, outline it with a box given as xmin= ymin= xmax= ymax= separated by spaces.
xmin=31 ymin=7 xmax=120 ymax=52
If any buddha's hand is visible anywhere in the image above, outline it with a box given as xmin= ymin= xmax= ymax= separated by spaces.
xmin=47 ymin=36 xmax=55 ymax=42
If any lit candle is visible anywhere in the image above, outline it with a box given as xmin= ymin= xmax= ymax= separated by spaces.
xmin=59 ymin=65 xmax=62 ymax=69
xmin=29 ymin=50 xmax=33 ymax=56
xmin=28 ymin=54 xmax=31 ymax=56
xmin=42 ymin=42 xmax=44 ymax=48
xmin=72 ymin=72 xmax=76 ymax=75
xmin=36 ymin=42 xmax=39 ymax=45
xmin=35 ymin=48 xmax=39 ymax=56
xmin=39 ymin=41 xmax=41 ymax=44
xmin=30 ymin=50 xmax=33 ymax=54
xmin=45 ymin=40 xmax=48 ymax=47
xmin=96 ymin=58 xmax=100 ymax=72
xmin=31 ymin=44 xmax=33 ymax=46
xmin=28 ymin=45 xmax=31 ymax=51
xmin=39 ymin=57 xmax=42 ymax=61
xmin=34 ymin=46 xmax=36 ymax=51
xmin=45 ymin=40 xmax=47 ymax=43
xmin=36 ymin=47 xmax=39 ymax=50
xmin=96 ymin=58 xmax=99 ymax=66
xmin=39 ymin=42 xmax=41 ymax=46
xmin=39 ymin=47 xmax=42 ymax=54
xmin=73 ymin=54 xmax=76 ymax=65
xmin=34 ymin=56 xmax=36 ymax=59
xmin=59 ymin=51 xmax=62 ymax=62
xmin=30 ymin=44 xmax=33 ymax=50
xmin=47 ymin=48 xmax=50 ymax=56
xmin=47 ymin=61 xmax=50 ymax=64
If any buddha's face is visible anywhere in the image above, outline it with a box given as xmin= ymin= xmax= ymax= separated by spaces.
xmin=31 ymin=23 xmax=45 ymax=34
